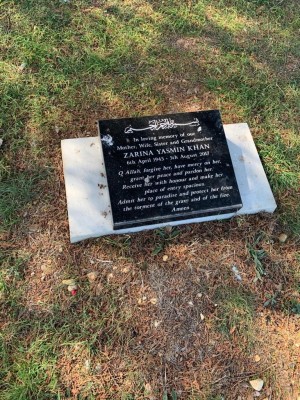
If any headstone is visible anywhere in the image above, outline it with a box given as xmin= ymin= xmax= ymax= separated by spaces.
xmin=98 ymin=110 xmax=243 ymax=230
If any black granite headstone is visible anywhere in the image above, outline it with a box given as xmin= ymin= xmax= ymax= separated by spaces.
xmin=98 ymin=110 xmax=242 ymax=230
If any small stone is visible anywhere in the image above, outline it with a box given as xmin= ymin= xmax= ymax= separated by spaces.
xmin=54 ymin=126 xmax=60 ymax=134
xmin=278 ymin=233 xmax=288 ymax=243
xmin=87 ymin=271 xmax=98 ymax=282
xmin=67 ymin=284 xmax=77 ymax=292
xmin=150 ymin=298 xmax=157 ymax=305
xmin=188 ymin=301 xmax=194 ymax=306
xmin=163 ymin=255 xmax=168 ymax=262
xmin=84 ymin=359 xmax=90 ymax=371
xmin=107 ymin=273 xmax=114 ymax=281
xmin=154 ymin=320 xmax=161 ymax=328
xmin=249 ymin=378 xmax=264 ymax=391
xmin=196 ymin=293 xmax=202 ymax=298
xmin=30 ymin=272 xmax=35 ymax=276
xmin=254 ymin=354 xmax=261 ymax=362
xmin=200 ymin=313 xmax=205 ymax=321
xmin=95 ymin=363 xmax=101 ymax=372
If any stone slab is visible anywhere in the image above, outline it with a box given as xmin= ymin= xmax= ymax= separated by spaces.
xmin=98 ymin=110 xmax=243 ymax=229
xmin=61 ymin=123 xmax=277 ymax=243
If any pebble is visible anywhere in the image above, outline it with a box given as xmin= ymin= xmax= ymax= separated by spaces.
xmin=67 ymin=284 xmax=77 ymax=292
xmin=163 ymin=255 xmax=168 ymax=262
xmin=84 ymin=359 xmax=90 ymax=371
xmin=87 ymin=271 xmax=98 ymax=282
xmin=278 ymin=233 xmax=288 ymax=243
xmin=107 ymin=273 xmax=114 ymax=281
xmin=249 ymin=378 xmax=264 ymax=391
xmin=200 ymin=313 xmax=205 ymax=321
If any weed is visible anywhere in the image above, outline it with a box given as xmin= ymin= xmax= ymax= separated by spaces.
xmin=247 ymin=234 xmax=267 ymax=280
xmin=264 ymin=291 xmax=280 ymax=308
xmin=152 ymin=227 xmax=180 ymax=255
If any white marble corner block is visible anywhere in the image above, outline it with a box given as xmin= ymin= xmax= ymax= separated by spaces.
xmin=61 ymin=123 xmax=277 ymax=243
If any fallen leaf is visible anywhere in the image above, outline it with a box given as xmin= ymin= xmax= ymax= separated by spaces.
xmin=95 ymin=282 xmax=103 ymax=295
xmin=230 ymin=326 xmax=236 ymax=334
xmin=18 ymin=62 xmax=26 ymax=71
xmin=249 ymin=378 xmax=264 ymax=391
xmin=62 ymin=279 xmax=76 ymax=286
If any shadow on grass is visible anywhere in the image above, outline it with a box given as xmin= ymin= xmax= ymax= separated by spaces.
xmin=3 ymin=0 xmax=298 ymax=193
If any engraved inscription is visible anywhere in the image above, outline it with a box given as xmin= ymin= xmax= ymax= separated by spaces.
xmin=99 ymin=110 xmax=242 ymax=229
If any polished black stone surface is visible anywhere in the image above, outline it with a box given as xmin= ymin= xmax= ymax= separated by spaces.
xmin=98 ymin=110 xmax=242 ymax=230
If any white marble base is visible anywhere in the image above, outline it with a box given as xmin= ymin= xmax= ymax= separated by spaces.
xmin=61 ymin=123 xmax=277 ymax=243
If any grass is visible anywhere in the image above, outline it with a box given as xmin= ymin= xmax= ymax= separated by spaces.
xmin=0 ymin=0 xmax=300 ymax=398
xmin=216 ymin=287 xmax=254 ymax=342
